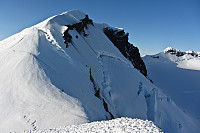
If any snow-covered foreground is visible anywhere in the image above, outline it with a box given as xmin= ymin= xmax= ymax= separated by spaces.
xmin=0 ymin=11 xmax=199 ymax=133
xmin=25 ymin=117 xmax=163 ymax=133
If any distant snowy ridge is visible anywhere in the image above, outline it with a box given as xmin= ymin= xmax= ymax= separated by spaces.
xmin=24 ymin=117 xmax=163 ymax=133
xmin=164 ymin=47 xmax=200 ymax=57
xmin=161 ymin=47 xmax=200 ymax=70
xmin=147 ymin=47 xmax=200 ymax=70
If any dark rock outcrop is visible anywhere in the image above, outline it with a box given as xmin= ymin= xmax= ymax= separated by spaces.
xmin=103 ymin=28 xmax=147 ymax=77
xmin=164 ymin=49 xmax=184 ymax=57
xmin=63 ymin=30 xmax=72 ymax=48
xmin=63 ymin=15 xmax=93 ymax=47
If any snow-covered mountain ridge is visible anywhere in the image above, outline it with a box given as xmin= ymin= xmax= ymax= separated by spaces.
xmin=0 ymin=10 xmax=199 ymax=133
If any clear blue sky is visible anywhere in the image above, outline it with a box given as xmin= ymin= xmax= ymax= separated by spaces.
xmin=0 ymin=0 xmax=199 ymax=55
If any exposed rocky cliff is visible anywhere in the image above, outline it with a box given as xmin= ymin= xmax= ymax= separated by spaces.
xmin=103 ymin=28 xmax=147 ymax=77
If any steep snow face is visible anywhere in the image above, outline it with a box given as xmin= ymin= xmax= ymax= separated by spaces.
xmin=25 ymin=117 xmax=163 ymax=133
xmin=0 ymin=10 xmax=199 ymax=133
xmin=143 ymin=49 xmax=200 ymax=129
xmin=0 ymin=28 xmax=88 ymax=132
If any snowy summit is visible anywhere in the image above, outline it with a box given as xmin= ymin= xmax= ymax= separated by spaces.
xmin=0 ymin=10 xmax=199 ymax=133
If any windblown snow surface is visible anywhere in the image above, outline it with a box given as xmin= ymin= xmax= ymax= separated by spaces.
xmin=0 ymin=11 xmax=199 ymax=133
xmin=143 ymin=47 xmax=200 ymax=129
xmin=24 ymin=117 xmax=163 ymax=133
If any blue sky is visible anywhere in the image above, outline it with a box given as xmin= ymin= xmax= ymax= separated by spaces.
xmin=0 ymin=0 xmax=199 ymax=55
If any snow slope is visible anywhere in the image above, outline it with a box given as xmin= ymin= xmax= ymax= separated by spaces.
xmin=0 ymin=11 xmax=199 ymax=133
xmin=143 ymin=47 xmax=200 ymax=126
xmin=25 ymin=117 xmax=162 ymax=133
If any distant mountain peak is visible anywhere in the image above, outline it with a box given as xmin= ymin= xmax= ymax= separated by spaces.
xmin=164 ymin=47 xmax=200 ymax=57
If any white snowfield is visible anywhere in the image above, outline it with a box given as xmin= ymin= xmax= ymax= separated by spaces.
xmin=24 ymin=117 xmax=163 ymax=133
xmin=143 ymin=48 xmax=200 ymax=129
xmin=0 ymin=10 xmax=199 ymax=133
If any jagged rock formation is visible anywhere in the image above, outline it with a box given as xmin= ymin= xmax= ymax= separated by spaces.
xmin=63 ymin=15 xmax=93 ymax=47
xmin=103 ymin=28 xmax=147 ymax=77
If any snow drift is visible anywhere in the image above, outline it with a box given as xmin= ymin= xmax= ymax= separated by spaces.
xmin=0 ymin=10 xmax=199 ymax=133
xmin=25 ymin=117 xmax=162 ymax=133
